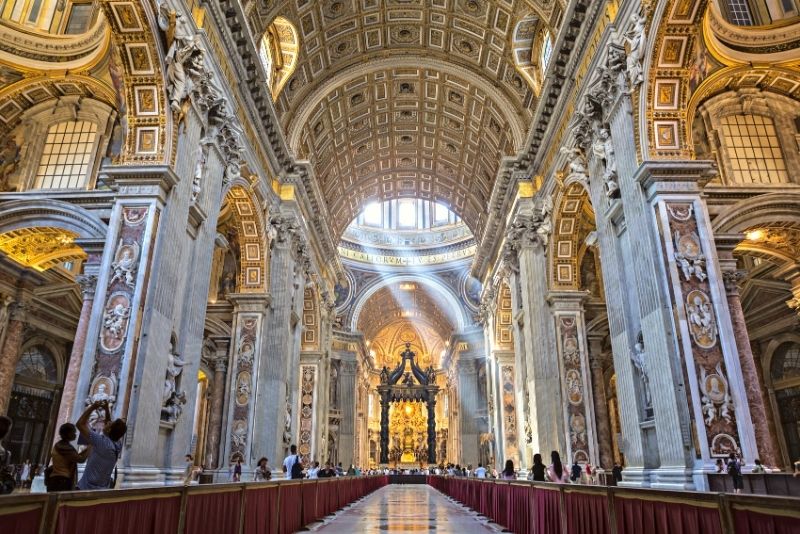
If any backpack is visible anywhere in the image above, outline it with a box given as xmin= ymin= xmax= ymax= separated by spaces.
xmin=290 ymin=455 xmax=303 ymax=479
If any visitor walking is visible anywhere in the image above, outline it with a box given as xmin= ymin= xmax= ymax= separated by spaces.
xmin=318 ymin=462 xmax=335 ymax=478
xmin=612 ymin=462 xmax=622 ymax=484
xmin=307 ymin=461 xmax=320 ymax=478
xmin=474 ymin=463 xmax=487 ymax=478
xmin=20 ymin=459 xmax=31 ymax=489
xmin=501 ymin=460 xmax=515 ymax=480
xmin=546 ymin=451 xmax=569 ymax=483
xmin=529 ymin=453 xmax=546 ymax=482
xmin=76 ymin=399 xmax=127 ymax=490
xmin=233 ymin=459 xmax=242 ymax=482
xmin=254 ymin=457 xmax=271 ymax=481
xmin=46 ymin=423 xmax=89 ymax=492
xmin=727 ymin=453 xmax=744 ymax=494
xmin=283 ymin=444 xmax=303 ymax=479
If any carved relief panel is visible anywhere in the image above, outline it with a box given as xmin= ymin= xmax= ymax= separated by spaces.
xmin=229 ymin=315 xmax=260 ymax=462
xmin=556 ymin=315 xmax=594 ymax=464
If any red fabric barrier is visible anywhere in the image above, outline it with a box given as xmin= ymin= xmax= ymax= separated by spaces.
xmin=244 ymin=485 xmax=279 ymax=534
xmin=506 ymin=484 xmax=533 ymax=534
xmin=733 ymin=508 xmax=800 ymax=534
xmin=56 ymin=495 xmax=180 ymax=534
xmin=325 ymin=480 xmax=338 ymax=516
xmin=1 ymin=506 xmax=43 ymax=534
xmin=278 ymin=483 xmax=303 ymax=534
xmin=301 ymin=481 xmax=318 ymax=524
xmin=565 ymin=491 xmax=609 ymax=534
xmin=615 ymin=496 xmax=722 ymax=534
xmin=185 ymin=490 xmax=240 ymax=534
xmin=491 ymin=483 xmax=509 ymax=528
xmin=534 ymin=487 xmax=563 ymax=534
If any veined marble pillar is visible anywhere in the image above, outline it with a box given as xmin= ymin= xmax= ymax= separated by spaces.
xmin=204 ymin=350 xmax=228 ymax=469
xmin=337 ymin=359 xmax=357 ymax=468
xmin=505 ymin=199 xmax=565 ymax=460
xmin=222 ymin=294 xmax=268 ymax=470
xmin=587 ymin=335 xmax=614 ymax=469
xmin=54 ymin=273 xmax=99 ymax=429
xmin=456 ymin=357 xmax=480 ymax=465
xmin=548 ymin=291 xmax=598 ymax=466
xmin=0 ymin=300 xmax=26 ymax=415
xmin=716 ymin=235 xmax=779 ymax=467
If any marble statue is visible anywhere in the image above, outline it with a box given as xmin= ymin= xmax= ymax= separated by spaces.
xmin=163 ymin=342 xmax=186 ymax=404
xmin=161 ymin=391 xmax=187 ymax=423
xmin=630 ymin=339 xmax=653 ymax=413
xmin=110 ymin=241 xmax=139 ymax=287
xmin=0 ymin=137 xmax=19 ymax=190
xmin=560 ymin=145 xmax=588 ymax=185
xmin=623 ymin=9 xmax=647 ymax=89
xmin=103 ymin=303 xmax=130 ymax=339
xmin=592 ymin=128 xmax=619 ymax=198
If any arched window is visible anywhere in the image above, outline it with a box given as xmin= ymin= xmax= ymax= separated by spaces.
xmin=719 ymin=114 xmax=787 ymax=185
xmin=258 ymin=16 xmax=299 ymax=100
xmin=540 ymin=30 xmax=553 ymax=72
xmin=16 ymin=345 xmax=58 ymax=384
xmin=34 ymin=120 xmax=98 ymax=189
xmin=769 ymin=341 xmax=800 ymax=469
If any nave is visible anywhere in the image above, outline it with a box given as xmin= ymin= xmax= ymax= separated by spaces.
xmin=312 ymin=485 xmax=496 ymax=534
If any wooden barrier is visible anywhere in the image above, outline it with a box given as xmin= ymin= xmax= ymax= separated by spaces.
xmin=0 ymin=475 xmax=388 ymax=534
xmin=427 ymin=475 xmax=800 ymax=534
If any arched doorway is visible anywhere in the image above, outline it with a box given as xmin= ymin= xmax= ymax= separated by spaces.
xmin=765 ymin=339 xmax=800 ymax=466
xmin=7 ymin=343 xmax=62 ymax=464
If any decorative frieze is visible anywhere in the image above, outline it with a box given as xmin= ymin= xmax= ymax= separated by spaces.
xmin=298 ymin=365 xmax=316 ymax=465
xmin=500 ymin=364 xmax=518 ymax=464
xmin=229 ymin=315 xmax=259 ymax=462
xmin=557 ymin=315 xmax=592 ymax=463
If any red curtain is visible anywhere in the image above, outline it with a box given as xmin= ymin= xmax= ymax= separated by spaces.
xmin=534 ymin=487 xmax=563 ymax=534
xmin=1 ymin=507 xmax=43 ymax=534
xmin=185 ymin=490 xmax=240 ymax=534
xmin=243 ymin=486 xmax=279 ymax=534
xmin=491 ymin=483 xmax=508 ymax=528
xmin=565 ymin=491 xmax=609 ymax=534
xmin=55 ymin=495 xmax=180 ymax=534
xmin=301 ymin=481 xmax=318 ymax=525
xmin=479 ymin=481 xmax=493 ymax=517
xmin=505 ymin=483 xmax=533 ymax=534
xmin=733 ymin=508 xmax=800 ymax=534
xmin=615 ymin=497 xmax=722 ymax=534
xmin=278 ymin=484 xmax=303 ymax=534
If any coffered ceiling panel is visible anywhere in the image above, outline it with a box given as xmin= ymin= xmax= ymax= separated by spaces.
xmin=256 ymin=0 xmax=557 ymax=238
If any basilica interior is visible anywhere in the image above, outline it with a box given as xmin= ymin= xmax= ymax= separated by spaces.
xmin=0 ymin=0 xmax=799 ymax=495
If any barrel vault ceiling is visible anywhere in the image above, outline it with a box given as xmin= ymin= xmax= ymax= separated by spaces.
xmin=258 ymin=0 xmax=560 ymax=239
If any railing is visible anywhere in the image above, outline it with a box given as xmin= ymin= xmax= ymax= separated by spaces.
xmin=427 ymin=475 xmax=800 ymax=534
xmin=0 ymin=475 xmax=388 ymax=534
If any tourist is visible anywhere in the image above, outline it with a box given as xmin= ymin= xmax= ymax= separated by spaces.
xmin=254 ymin=457 xmax=271 ymax=481
xmin=529 ymin=453 xmax=546 ymax=482
xmin=184 ymin=455 xmax=202 ymax=485
xmin=501 ymin=460 xmax=515 ymax=480
xmin=727 ymin=453 xmax=744 ymax=494
xmin=546 ymin=451 xmax=569 ymax=483
xmin=307 ymin=461 xmax=320 ymax=479
xmin=570 ymin=460 xmax=582 ymax=482
xmin=76 ymin=399 xmax=127 ymax=490
xmin=335 ymin=462 xmax=344 ymax=476
xmin=20 ymin=459 xmax=31 ymax=489
xmin=474 ymin=463 xmax=487 ymax=478
xmin=0 ymin=416 xmax=14 ymax=494
xmin=715 ymin=458 xmax=724 ymax=473
xmin=347 ymin=464 xmax=356 ymax=476
xmin=318 ymin=462 xmax=335 ymax=478
xmin=751 ymin=459 xmax=765 ymax=474
xmin=283 ymin=444 xmax=303 ymax=479
xmin=612 ymin=463 xmax=623 ymax=484
xmin=233 ymin=459 xmax=242 ymax=482
xmin=46 ymin=423 xmax=89 ymax=492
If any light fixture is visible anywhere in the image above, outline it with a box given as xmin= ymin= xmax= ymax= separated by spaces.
xmin=745 ymin=229 xmax=765 ymax=241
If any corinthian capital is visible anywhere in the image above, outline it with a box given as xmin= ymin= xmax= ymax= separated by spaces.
xmin=76 ymin=274 xmax=98 ymax=300
xmin=269 ymin=214 xmax=301 ymax=247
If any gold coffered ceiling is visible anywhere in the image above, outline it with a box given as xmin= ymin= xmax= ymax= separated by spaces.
xmin=261 ymin=0 xmax=556 ymax=238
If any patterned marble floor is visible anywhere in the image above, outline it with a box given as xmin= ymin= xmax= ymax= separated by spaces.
xmin=311 ymin=485 xmax=499 ymax=533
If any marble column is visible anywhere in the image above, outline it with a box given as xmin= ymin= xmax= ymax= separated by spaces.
xmin=54 ymin=274 xmax=98 ymax=429
xmin=427 ymin=395 xmax=437 ymax=464
xmin=716 ymin=235 xmax=779 ymax=467
xmin=0 ymin=301 xmax=26 ymax=415
xmin=456 ymin=357 xmax=480 ymax=464
xmin=587 ymin=336 xmax=614 ymax=469
xmin=337 ymin=359 xmax=357 ymax=467
xmin=505 ymin=199 xmax=564 ymax=460
xmin=204 ymin=354 xmax=228 ymax=469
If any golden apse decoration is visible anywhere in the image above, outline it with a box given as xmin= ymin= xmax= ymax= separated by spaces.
xmin=388 ymin=400 xmax=428 ymax=465
xmin=0 ymin=226 xmax=85 ymax=271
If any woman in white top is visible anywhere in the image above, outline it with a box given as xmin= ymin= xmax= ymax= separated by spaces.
xmin=254 ymin=457 xmax=271 ymax=481
xmin=546 ymin=451 xmax=570 ymax=483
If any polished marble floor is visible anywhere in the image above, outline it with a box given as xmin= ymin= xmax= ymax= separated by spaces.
xmin=311 ymin=485 xmax=498 ymax=533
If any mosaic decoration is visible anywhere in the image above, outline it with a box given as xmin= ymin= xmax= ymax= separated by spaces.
xmin=298 ymin=365 xmax=316 ymax=465
xmin=87 ymin=206 xmax=150 ymax=417
xmin=229 ymin=316 xmax=259 ymax=462
xmin=557 ymin=315 xmax=591 ymax=463
xmin=501 ymin=364 xmax=519 ymax=463
xmin=665 ymin=202 xmax=741 ymax=457
xmin=225 ymin=187 xmax=266 ymax=292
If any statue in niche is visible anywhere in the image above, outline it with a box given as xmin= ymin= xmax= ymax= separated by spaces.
xmin=103 ymin=301 xmax=130 ymax=340
xmin=687 ymin=291 xmax=716 ymax=348
xmin=161 ymin=390 xmax=187 ymax=423
xmin=560 ymin=146 xmax=589 ymax=185
xmin=163 ymin=339 xmax=186 ymax=405
xmin=329 ymin=363 xmax=339 ymax=409
xmin=283 ymin=391 xmax=292 ymax=446
xmin=163 ymin=8 xmax=201 ymax=114
xmin=592 ymin=128 xmax=619 ymax=198
xmin=479 ymin=432 xmax=495 ymax=467
xmin=110 ymin=241 xmax=140 ymax=288
xmin=190 ymin=145 xmax=206 ymax=205
xmin=630 ymin=335 xmax=653 ymax=416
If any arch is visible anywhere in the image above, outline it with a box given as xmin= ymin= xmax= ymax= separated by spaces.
xmin=0 ymin=199 xmax=107 ymax=238
xmin=349 ymin=274 xmax=469 ymax=335
xmin=17 ymin=337 xmax=65 ymax=385
xmin=711 ymin=192 xmax=800 ymax=232
xmin=224 ymin=185 xmax=267 ymax=293
xmin=510 ymin=13 xmax=551 ymax=93
xmin=260 ymin=16 xmax=299 ymax=100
